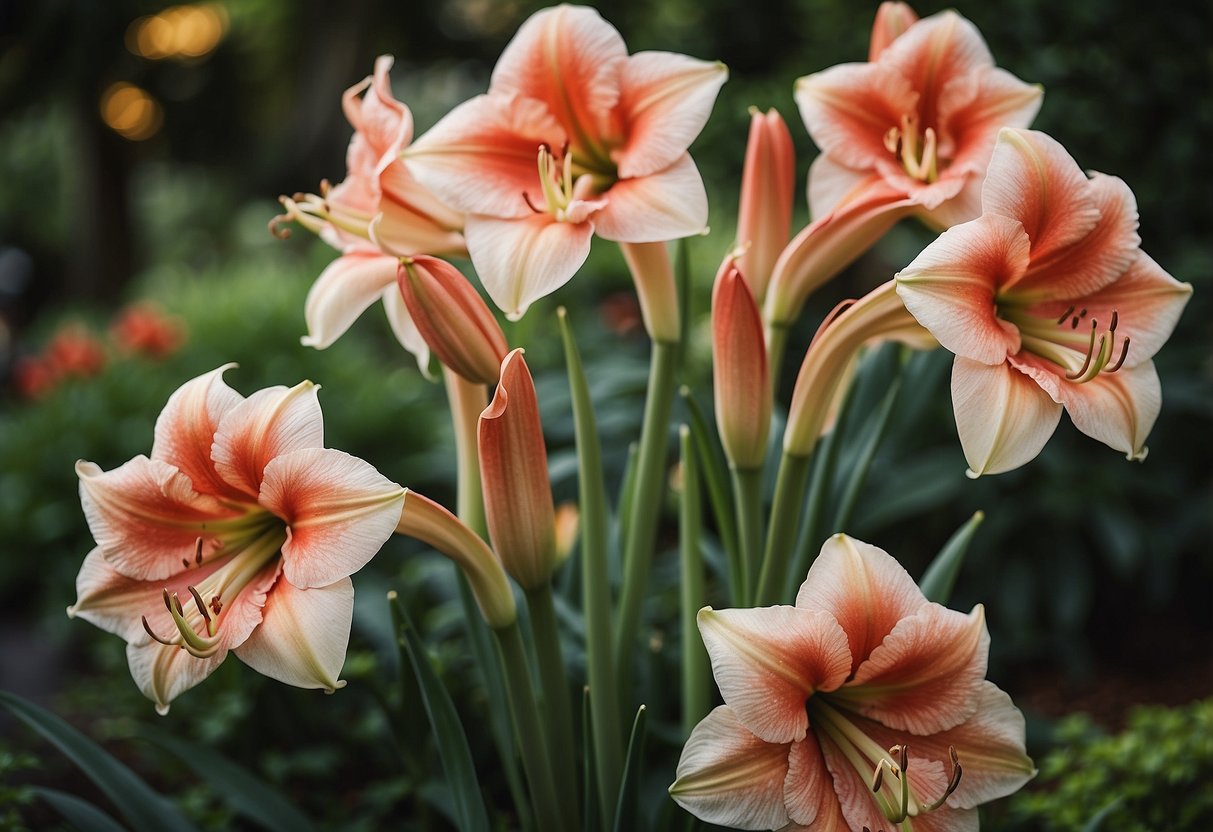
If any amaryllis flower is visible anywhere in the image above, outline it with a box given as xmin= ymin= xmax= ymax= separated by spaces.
xmin=896 ymin=128 xmax=1192 ymax=476
xmin=671 ymin=535 xmax=1035 ymax=831
xmin=765 ymin=4 xmax=1041 ymax=327
xmin=273 ymin=56 xmax=464 ymax=358
xmin=68 ymin=366 xmax=405 ymax=713
xmin=405 ymin=4 xmax=727 ymax=319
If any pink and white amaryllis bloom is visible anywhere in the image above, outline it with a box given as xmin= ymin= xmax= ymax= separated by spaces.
xmin=765 ymin=4 xmax=1041 ymax=327
xmin=274 ymin=56 xmax=464 ymax=359
xmin=68 ymin=366 xmax=406 ymax=713
xmin=671 ymin=535 xmax=1035 ymax=831
xmin=405 ymin=4 xmax=727 ymax=320
xmin=896 ymin=128 xmax=1193 ymax=476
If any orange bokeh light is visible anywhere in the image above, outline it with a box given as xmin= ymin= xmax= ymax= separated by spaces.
xmin=126 ymin=3 xmax=229 ymax=61
xmin=100 ymin=82 xmax=163 ymax=141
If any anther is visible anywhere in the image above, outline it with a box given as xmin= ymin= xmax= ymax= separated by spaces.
xmin=210 ymin=595 xmax=223 ymax=615
xmin=521 ymin=191 xmax=543 ymax=213
xmin=1106 ymin=337 xmax=1130 ymax=373
xmin=871 ymin=764 xmax=885 ymax=793
xmin=1080 ymin=308 xmax=1088 ymax=318
xmin=1056 ymin=306 xmax=1075 ymax=325
xmin=142 ymin=615 xmax=178 ymax=647
xmin=182 ymin=558 xmax=191 ymax=569
xmin=188 ymin=586 xmax=211 ymax=624
xmin=1066 ymin=321 xmax=1100 ymax=380
xmin=194 ymin=537 xmax=204 ymax=566
xmin=892 ymin=744 xmax=908 ymax=773
xmin=1071 ymin=316 xmax=1080 ymax=329
xmin=1109 ymin=310 xmax=1119 ymax=332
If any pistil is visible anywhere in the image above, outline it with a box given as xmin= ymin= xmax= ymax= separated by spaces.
xmin=884 ymin=114 xmax=939 ymax=182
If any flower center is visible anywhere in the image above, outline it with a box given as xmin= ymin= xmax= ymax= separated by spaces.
xmin=522 ymin=144 xmax=612 ymax=221
xmin=808 ymin=697 xmax=962 ymax=829
xmin=142 ymin=524 xmax=286 ymax=658
xmin=884 ymin=114 xmax=939 ymax=183
xmin=1000 ymin=303 xmax=1131 ymax=383
xmin=271 ymin=183 xmax=373 ymax=242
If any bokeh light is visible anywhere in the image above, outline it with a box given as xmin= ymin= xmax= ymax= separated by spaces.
xmin=99 ymin=82 xmax=163 ymax=141
xmin=125 ymin=3 xmax=229 ymax=61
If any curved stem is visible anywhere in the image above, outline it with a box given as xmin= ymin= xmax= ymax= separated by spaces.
xmin=755 ymin=451 xmax=812 ymax=605
xmin=612 ymin=339 xmax=678 ymax=700
xmin=443 ymin=367 xmax=488 ymax=537
xmin=729 ymin=466 xmax=764 ymax=606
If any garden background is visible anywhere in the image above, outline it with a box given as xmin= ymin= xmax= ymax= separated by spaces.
xmin=1 ymin=0 xmax=1210 ymax=828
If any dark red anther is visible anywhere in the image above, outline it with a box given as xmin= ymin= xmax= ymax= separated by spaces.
xmin=1106 ymin=337 xmax=1130 ymax=373
xmin=1110 ymin=310 xmax=1119 ymax=332
xmin=1056 ymin=305 xmax=1075 ymax=324
xmin=521 ymin=191 xmax=543 ymax=213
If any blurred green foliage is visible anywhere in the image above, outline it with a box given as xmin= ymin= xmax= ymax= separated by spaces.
xmin=1007 ymin=699 xmax=1213 ymax=831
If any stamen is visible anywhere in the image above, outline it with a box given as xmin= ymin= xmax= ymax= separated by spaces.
xmin=871 ymin=763 xmax=885 ymax=793
xmin=142 ymin=615 xmax=179 ymax=647
xmin=1106 ymin=337 xmax=1130 ymax=373
xmin=210 ymin=595 xmax=223 ymax=615
xmin=883 ymin=126 xmax=900 ymax=154
xmin=1056 ymin=305 xmax=1075 ymax=325
xmin=194 ymin=537 xmax=204 ymax=566
xmin=921 ymin=745 xmax=964 ymax=812
xmin=1071 ymin=316 xmax=1080 ymax=329
xmin=521 ymin=191 xmax=543 ymax=213
xmin=892 ymin=744 xmax=908 ymax=773
xmin=1109 ymin=310 xmax=1119 ymax=332
xmin=182 ymin=558 xmax=191 ymax=568
xmin=1066 ymin=321 xmax=1100 ymax=380
xmin=1080 ymin=308 xmax=1088 ymax=318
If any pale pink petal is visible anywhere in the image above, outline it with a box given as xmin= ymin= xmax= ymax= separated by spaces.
xmin=783 ymin=733 xmax=850 ymax=829
xmin=464 ymin=213 xmax=594 ymax=321
xmin=904 ymin=807 xmax=980 ymax=832
xmin=301 ymin=252 xmax=401 ymax=350
xmin=613 ymin=51 xmax=727 ymax=179
xmin=373 ymin=165 xmax=467 ymax=258
xmin=806 ymin=155 xmax=873 ymax=219
xmin=260 ymin=447 xmax=404 ymax=589
xmin=918 ymin=170 xmax=984 ymax=229
xmin=938 ymin=67 xmax=1042 ymax=176
xmin=895 ymin=214 xmax=1028 ymax=364
xmin=1058 ymin=361 xmax=1161 ymax=461
xmin=406 ymin=93 xmax=566 ymax=219
xmin=379 ymin=282 xmax=432 ymax=374
xmin=1006 ymin=173 xmax=1140 ymax=300
xmin=1032 ymin=252 xmax=1192 ymax=367
xmin=837 ymin=604 xmax=989 ymax=735
xmin=951 ymin=357 xmax=1062 ymax=476
xmin=235 ymin=576 xmax=353 ymax=692
xmin=489 ymin=5 xmax=626 ymax=159
xmin=211 ymin=382 xmax=324 ymax=498
xmin=795 ymin=535 xmax=928 ymax=674
xmin=795 ymin=62 xmax=919 ymax=172
xmin=869 ymin=2 xmax=919 ymax=62
xmin=670 ymin=706 xmax=792 ymax=831
xmin=698 ymin=606 xmax=852 ymax=743
xmin=379 ymin=161 xmax=465 ymax=235
xmin=593 ymin=153 xmax=708 ymax=242
xmin=77 ymin=456 xmax=247 ymax=581
xmin=151 ymin=365 xmax=247 ymax=501
xmin=68 ymin=548 xmax=222 ymax=644
xmin=124 ymin=562 xmax=274 ymax=714
xmin=879 ymin=11 xmax=993 ymax=130
xmin=360 ymin=55 xmax=413 ymax=164
xmin=816 ymin=733 xmax=899 ymax=832
xmin=981 ymin=129 xmax=1101 ymax=265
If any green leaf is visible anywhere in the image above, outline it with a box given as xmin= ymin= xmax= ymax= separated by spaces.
xmin=678 ymin=426 xmax=709 ymax=738
xmin=135 ymin=728 xmax=315 ymax=832
xmin=388 ymin=593 xmax=491 ymax=832
xmin=830 ymin=367 xmax=904 ymax=534
xmin=32 ymin=787 xmax=127 ymax=832
xmin=582 ymin=686 xmax=601 ymax=832
xmin=613 ymin=705 xmax=648 ymax=832
xmin=679 ymin=387 xmax=740 ymax=588
xmin=0 ymin=690 xmax=199 ymax=832
xmin=1081 ymin=796 xmax=1125 ymax=832
xmin=919 ymin=511 xmax=985 ymax=605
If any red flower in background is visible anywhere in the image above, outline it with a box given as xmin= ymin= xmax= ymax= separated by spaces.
xmin=111 ymin=301 xmax=186 ymax=359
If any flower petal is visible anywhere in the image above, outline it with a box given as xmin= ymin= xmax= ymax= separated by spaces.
xmin=895 ymin=214 xmax=1028 ymax=364
xmin=300 ymin=251 xmax=400 ymax=350
xmin=211 ymin=381 xmax=325 ymax=499
xmin=380 ymin=281 xmax=432 ymax=374
xmin=937 ymin=66 xmax=1042 ymax=179
xmin=699 ymin=606 xmax=852 ymax=743
xmin=1057 ymin=360 xmax=1161 ymax=461
xmin=981 ymin=128 xmax=1101 ymax=266
xmin=816 ymin=732 xmax=901 ymax=832
xmin=784 ymin=732 xmax=850 ymax=829
xmin=613 ymin=51 xmax=727 ymax=179
xmin=1006 ymin=172 xmax=1140 ymax=301
xmin=464 ymin=213 xmax=594 ymax=321
xmin=795 ymin=535 xmax=928 ymax=674
xmin=235 ymin=576 xmax=353 ymax=692
xmin=795 ymin=62 xmax=919 ymax=173
xmin=838 ymin=604 xmax=989 ymax=735
xmin=351 ymin=55 xmax=413 ymax=164
xmin=951 ymin=356 xmax=1062 ymax=477
xmin=260 ymin=447 xmax=404 ymax=589
xmin=592 ymin=152 xmax=708 ymax=242
xmin=406 ymin=93 xmax=565 ymax=219
xmin=670 ymin=705 xmax=792 ymax=831
xmin=77 ymin=456 xmax=247 ymax=581
xmin=151 ymin=365 xmax=247 ymax=501
xmin=489 ymin=4 xmax=626 ymax=160
xmin=806 ymin=155 xmax=871 ymax=220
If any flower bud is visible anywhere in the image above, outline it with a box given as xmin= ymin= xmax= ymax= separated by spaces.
xmin=478 ymin=349 xmax=558 ymax=590
xmin=712 ymin=257 xmax=771 ymax=470
xmin=869 ymin=2 xmax=919 ymax=61
xmin=735 ymin=108 xmax=795 ymax=302
xmin=620 ymin=241 xmax=680 ymax=343
xmin=395 ymin=490 xmax=516 ymax=629
xmin=398 ymin=256 xmax=509 ymax=385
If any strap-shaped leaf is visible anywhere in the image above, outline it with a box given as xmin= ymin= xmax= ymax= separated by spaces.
xmin=919 ymin=511 xmax=985 ymax=604
xmin=613 ymin=705 xmax=648 ymax=832
xmin=0 ymin=690 xmax=198 ymax=832
xmin=32 ymin=787 xmax=127 ymax=832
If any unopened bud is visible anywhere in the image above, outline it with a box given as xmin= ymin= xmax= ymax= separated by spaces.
xmin=712 ymin=257 xmax=771 ymax=469
xmin=735 ymin=107 xmax=795 ymax=302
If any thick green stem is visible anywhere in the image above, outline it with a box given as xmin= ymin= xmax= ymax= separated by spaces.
xmin=495 ymin=621 xmax=566 ymax=831
xmin=613 ymin=339 xmax=678 ymax=698
xmin=790 ymin=426 xmax=843 ymax=599
xmin=557 ymin=308 xmax=623 ymax=829
xmin=525 ymin=584 xmax=581 ymax=828
xmin=755 ymin=451 xmax=812 ymax=606
xmin=729 ymin=466 xmax=764 ymax=606
xmin=678 ymin=426 xmax=709 ymax=738
xmin=766 ymin=321 xmax=790 ymax=389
